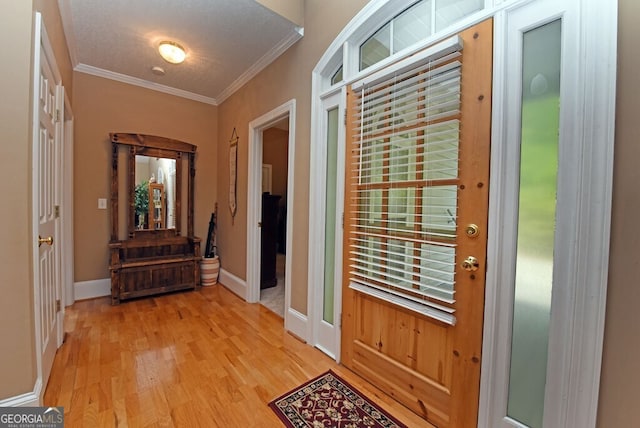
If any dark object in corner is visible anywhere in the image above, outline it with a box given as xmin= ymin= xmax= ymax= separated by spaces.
xmin=261 ymin=193 xmax=281 ymax=289
xmin=205 ymin=212 xmax=217 ymax=258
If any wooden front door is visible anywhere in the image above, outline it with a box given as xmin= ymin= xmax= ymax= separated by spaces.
xmin=341 ymin=20 xmax=492 ymax=428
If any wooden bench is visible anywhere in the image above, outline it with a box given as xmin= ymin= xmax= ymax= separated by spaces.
xmin=109 ymin=235 xmax=201 ymax=305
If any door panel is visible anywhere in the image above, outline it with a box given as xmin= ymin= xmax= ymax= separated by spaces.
xmin=34 ymin=16 xmax=62 ymax=389
xmin=354 ymin=296 xmax=451 ymax=386
xmin=36 ymin=43 xmax=60 ymax=387
xmin=342 ymin=19 xmax=493 ymax=428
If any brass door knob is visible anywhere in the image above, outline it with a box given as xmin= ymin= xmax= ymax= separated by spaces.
xmin=38 ymin=235 xmax=54 ymax=247
xmin=461 ymin=255 xmax=479 ymax=272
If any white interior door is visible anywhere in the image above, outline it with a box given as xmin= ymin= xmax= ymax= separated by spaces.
xmin=33 ymin=13 xmax=63 ymax=392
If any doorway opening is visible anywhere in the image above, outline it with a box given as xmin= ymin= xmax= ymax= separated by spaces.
xmin=259 ymin=119 xmax=290 ymax=317
xmin=247 ymin=100 xmax=296 ymax=330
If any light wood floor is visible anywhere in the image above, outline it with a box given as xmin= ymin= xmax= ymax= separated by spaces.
xmin=44 ymin=285 xmax=434 ymax=427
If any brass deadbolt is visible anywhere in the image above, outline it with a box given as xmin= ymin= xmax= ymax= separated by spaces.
xmin=465 ymin=224 xmax=480 ymax=238
xmin=461 ymin=256 xmax=479 ymax=272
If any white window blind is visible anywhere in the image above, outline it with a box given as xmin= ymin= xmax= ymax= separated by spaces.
xmin=348 ymin=37 xmax=464 ymax=325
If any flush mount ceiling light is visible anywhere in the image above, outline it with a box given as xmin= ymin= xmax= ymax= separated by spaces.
xmin=158 ymin=41 xmax=186 ymax=64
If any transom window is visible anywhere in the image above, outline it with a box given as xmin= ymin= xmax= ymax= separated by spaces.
xmin=360 ymin=0 xmax=484 ymax=71
xmin=331 ymin=66 xmax=344 ymax=86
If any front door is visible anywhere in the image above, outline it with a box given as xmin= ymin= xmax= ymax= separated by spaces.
xmin=341 ymin=20 xmax=492 ymax=427
xmin=33 ymin=14 xmax=63 ymax=389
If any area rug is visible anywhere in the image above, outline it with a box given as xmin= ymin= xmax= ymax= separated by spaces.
xmin=269 ymin=370 xmax=407 ymax=428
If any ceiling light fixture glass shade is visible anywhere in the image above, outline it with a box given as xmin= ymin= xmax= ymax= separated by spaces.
xmin=158 ymin=41 xmax=186 ymax=64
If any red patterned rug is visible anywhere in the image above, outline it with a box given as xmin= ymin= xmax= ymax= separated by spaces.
xmin=269 ymin=370 xmax=407 ymax=428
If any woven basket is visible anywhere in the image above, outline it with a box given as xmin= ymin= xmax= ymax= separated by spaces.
xmin=201 ymin=256 xmax=220 ymax=286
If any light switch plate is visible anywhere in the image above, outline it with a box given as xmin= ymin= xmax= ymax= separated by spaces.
xmin=98 ymin=198 xmax=107 ymax=209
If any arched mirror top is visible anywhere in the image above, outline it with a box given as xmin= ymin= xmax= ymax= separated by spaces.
xmin=110 ymin=133 xmax=197 ymax=241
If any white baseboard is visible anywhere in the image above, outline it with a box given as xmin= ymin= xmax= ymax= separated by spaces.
xmin=74 ymin=278 xmax=110 ymax=301
xmin=0 ymin=379 xmax=41 ymax=407
xmin=219 ymin=268 xmax=247 ymax=300
xmin=285 ymin=307 xmax=308 ymax=343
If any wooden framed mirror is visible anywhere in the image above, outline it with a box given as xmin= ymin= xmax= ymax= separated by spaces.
xmin=109 ymin=133 xmax=201 ymax=304
xmin=134 ymin=156 xmax=176 ymax=232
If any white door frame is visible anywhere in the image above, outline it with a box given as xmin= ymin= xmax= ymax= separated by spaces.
xmin=307 ymin=88 xmax=345 ymax=359
xmin=54 ymin=84 xmax=65 ymax=348
xmin=62 ymin=91 xmax=74 ymax=307
xmin=247 ymin=99 xmax=296 ymax=328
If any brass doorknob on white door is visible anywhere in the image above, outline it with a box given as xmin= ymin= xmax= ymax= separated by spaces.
xmin=38 ymin=235 xmax=54 ymax=247
xmin=461 ymin=255 xmax=479 ymax=272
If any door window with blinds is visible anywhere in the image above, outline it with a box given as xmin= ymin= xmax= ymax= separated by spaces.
xmin=348 ymin=37 xmax=463 ymax=325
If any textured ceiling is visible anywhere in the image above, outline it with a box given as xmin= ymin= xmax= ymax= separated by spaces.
xmin=59 ymin=0 xmax=303 ymax=105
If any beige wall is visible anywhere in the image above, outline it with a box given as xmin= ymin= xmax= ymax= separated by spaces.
xmin=33 ymin=0 xmax=73 ymax=100
xmin=73 ymin=73 xmax=218 ymax=282
xmin=263 ymin=128 xmax=289 ymax=204
xmin=597 ymin=0 xmax=640 ymax=425
xmin=0 ymin=0 xmax=37 ymax=400
xmin=256 ymin=0 xmax=304 ymax=27
xmin=215 ymin=0 xmax=369 ymax=312
xmin=0 ymin=0 xmax=72 ymax=400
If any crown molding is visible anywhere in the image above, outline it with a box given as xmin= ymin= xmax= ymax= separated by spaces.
xmin=215 ymin=26 xmax=304 ymax=104
xmin=74 ymin=63 xmax=219 ymax=106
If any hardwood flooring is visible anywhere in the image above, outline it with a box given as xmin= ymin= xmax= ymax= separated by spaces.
xmin=44 ymin=285 xmax=434 ymax=427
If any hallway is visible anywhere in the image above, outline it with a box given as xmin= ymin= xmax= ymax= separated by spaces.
xmin=43 ymin=285 xmax=431 ymax=427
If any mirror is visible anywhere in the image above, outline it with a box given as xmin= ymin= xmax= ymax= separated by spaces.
xmin=134 ymin=155 xmax=177 ymax=230
xmin=110 ymin=133 xmax=196 ymax=240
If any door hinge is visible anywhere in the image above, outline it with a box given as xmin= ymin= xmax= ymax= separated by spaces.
xmin=339 ymin=313 xmax=342 ymax=328
xmin=55 ymin=109 xmax=61 ymax=123
xmin=55 ymin=205 xmax=60 ymax=218
xmin=56 ymin=299 xmax=61 ymax=312
xmin=344 ymin=111 xmax=347 ymax=126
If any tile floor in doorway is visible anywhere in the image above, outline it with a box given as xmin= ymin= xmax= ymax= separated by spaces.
xmin=260 ymin=253 xmax=285 ymax=317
